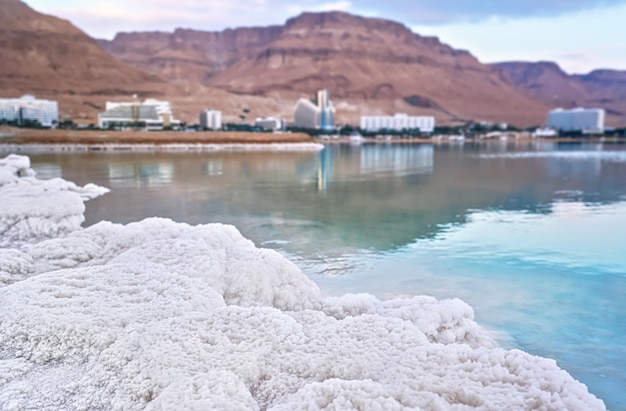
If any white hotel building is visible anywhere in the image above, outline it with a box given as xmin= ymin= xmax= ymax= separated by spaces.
xmin=360 ymin=113 xmax=435 ymax=133
xmin=98 ymin=98 xmax=181 ymax=130
xmin=547 ymin=108 xmax=605 ymax=134
xmin=199 ymin=109 xmax=222 ymax=130
xmin=0 ymin=95 xmax=59 ymax=127
xmin=293 ymin=89 xmax=335 ymax=130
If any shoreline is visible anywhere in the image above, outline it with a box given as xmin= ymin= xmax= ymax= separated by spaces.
xmin=0 ymin=142 xmax=325 ymax=152
xmin=0 ymin=128 xmax=316 ymax=144
xmin=0 ymin=128 xmax=325 ymax=151
xmin=1 ymin=127 xmax=624 ymax=150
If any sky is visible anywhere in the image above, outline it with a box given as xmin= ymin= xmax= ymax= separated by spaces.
xmin=24 ymin=0 xmax=626 ymax=74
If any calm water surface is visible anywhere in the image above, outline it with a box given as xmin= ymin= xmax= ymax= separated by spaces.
xmin=6 ymin=141 xmax=626 ymax=410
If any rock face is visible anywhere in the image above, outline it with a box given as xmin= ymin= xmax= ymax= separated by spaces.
xmin=0 ymin=0 xmax=165 ymax=97
xmin=493 ymin=62 xmax=626 ymax=126
xmin=4 ymin=0 xmax=622 ymax=128
xmin=98 ymin=27 xmax=284 ymax=86
xmin=99 ymin=11 xmax=549 ymax=127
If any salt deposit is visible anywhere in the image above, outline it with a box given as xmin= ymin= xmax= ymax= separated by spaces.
xmin=0 ymin=154 xmax=109 ymax=247
xmin=0 ymin=154 xmax=606 ymax=410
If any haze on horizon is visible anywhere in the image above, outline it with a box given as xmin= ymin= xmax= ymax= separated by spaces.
xmin=23 ymin=0 xmax=626 ymax=74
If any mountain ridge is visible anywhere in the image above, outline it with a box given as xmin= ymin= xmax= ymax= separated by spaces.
xmin=492 ymin=61 xmax=626 ymax=123
xmin=98 ymin=10 xmax=550 ymax=126
xmin=3 ymin=0 xmax=624 ymax=127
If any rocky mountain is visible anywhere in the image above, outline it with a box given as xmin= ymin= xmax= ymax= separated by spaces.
xmin=98 ymin=11 xmax=549 ymax=127
xmin=97 ymin=27 xmax=284 ymax=86
xmin=0 ymin=0 xmax=175 ymax=121
xmin=0 ymin=0 xmax=165 ymax=96
xmin=492 ymin=62 xmax=626 ymax=125
xmin=0 ymin=0 xmax=283 ymax=124
xmin=5 ymin=0 xmax=623 ymax=128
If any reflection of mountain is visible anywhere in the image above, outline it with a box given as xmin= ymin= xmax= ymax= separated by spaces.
xmin=23 ymin=144 xmax=626 ymax=260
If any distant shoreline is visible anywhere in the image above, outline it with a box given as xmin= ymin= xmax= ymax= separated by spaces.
xmin=0 ymin=127 xmax=624 ymax=149
xmin=0 ymin=128 xmax=316 ymax=144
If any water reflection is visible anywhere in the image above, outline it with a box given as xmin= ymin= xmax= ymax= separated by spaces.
xmin=360 ymin=144 xmax=433 ymax=176
xmin=12 ymin=143 xmax=626 ymax=257
xmin=108 ymin=162 xmax=175 ymax=187
xmin=6 ymin=142 xmax=626 ymax=410
xmin=31 ymin=163 xmax=62 ymax=179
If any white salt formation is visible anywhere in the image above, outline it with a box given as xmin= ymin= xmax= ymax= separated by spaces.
xmin=0 ymin=154 xmax=605 ymax=410
xmin=0 ymin=154 xmax=109 ymax=248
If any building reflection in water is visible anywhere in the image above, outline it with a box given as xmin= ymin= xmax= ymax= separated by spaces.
xmin=108 ymin=162 xmax=175 ymax=187
xmin=360 ymin=144 xmax=433 ymax=176
xmin=316 ymin=144 xmax=434 ymax=192
xmin=203 ymin=160 xmax=223 ymax=176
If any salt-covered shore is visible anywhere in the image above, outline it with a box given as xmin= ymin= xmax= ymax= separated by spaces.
xmin=0 ymin=154 xmax=606 ymax=410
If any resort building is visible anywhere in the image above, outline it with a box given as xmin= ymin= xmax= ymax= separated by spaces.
xmin=254 ymin=117 xmax=285 ymax=131
xmin=0 ymin=95 xmax=59 ymax=127
xmin=98 ymin=98 xmax=181 ymax=130
xmin=547 ymin=108 xmax=605 ymax=134
xmin=360 ymin=113 xmax=435 ymax=133
xmin=199 ymin=109 xmax=222 ymax=130
xmin=293 ymin=89 xmax=335 ymax=130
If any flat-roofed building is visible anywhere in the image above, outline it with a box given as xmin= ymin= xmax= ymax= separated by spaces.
xmin=98 ymin=98 xmax=180 ymax=130
xmin=199 ymin=109 xmax=222 ymax=130
xmin=360 ymin=113 xmax=435 ymax=133
xmin=255 ymin=117 xmax=285 ymax=131
xmin=547 ymin=108 xmax=605 ymax=133
xmin=293 ymin=89 xmax=335 ymax=130
xmin=0 ymin=95 xmax=59 ymax=127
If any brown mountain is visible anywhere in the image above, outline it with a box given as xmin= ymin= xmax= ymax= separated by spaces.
xmin=0 ymin=0 xmax=166 ymax=95
xmin=0 ymin=0 xmax=283 ymax=124
xmin=99 ymin=11 xmax=550 ymax=127
xmin=0 ymin=0 xmax=174 ymax=121
xmin=98 ymin=27 xmax=284 ymax=86
xmin=492 ymin=62 xmax=626 ymax=126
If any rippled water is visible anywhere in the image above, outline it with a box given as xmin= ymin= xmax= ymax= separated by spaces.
xmin=5 ymin=140 xmax=626 ymax=410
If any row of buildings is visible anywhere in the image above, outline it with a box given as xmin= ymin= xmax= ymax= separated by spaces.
xmin=191 ymin=89 xmax=438 ymax=134
xmin=0 ymin=93 xmax=609 ymax=135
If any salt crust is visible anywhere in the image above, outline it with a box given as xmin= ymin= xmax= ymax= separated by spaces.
xmin=0 ymin=154 xmax=606 ymax=410
xmin=0 ymin=154 xmax=109 ymax=247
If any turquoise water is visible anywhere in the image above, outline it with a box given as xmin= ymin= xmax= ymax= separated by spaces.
xmin=6 ymin=141 xmax=626 ymax=410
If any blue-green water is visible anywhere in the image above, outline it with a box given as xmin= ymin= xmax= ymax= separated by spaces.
xmin=6 ymin=141 xmax=626 ymax=410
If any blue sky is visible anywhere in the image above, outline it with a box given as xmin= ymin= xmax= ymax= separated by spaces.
xmin=25 ymin=0 xmax=626 ymax=74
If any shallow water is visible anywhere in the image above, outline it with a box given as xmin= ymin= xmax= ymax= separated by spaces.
xmin=6 ymin=140 xmax=626 ymax=410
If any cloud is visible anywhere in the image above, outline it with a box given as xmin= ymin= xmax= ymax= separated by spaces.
xmin=287 ymin=1 xmax=352 ymax=18
xmin=29 ymin=0 xmax=626 ymax=39
xmin=371 ymin=0 xmax=626 ymax=24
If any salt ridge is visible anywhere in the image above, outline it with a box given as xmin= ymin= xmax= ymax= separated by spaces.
xmin=0 ymin=154 xmax=606 ymax=410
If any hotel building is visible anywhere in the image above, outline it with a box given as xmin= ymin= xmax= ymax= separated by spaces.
xmin=98 ymin=98 xmax=181 ymax=130
xmin=293 ymin=89 xmax=335 ymax=130
xmin=547 ymin=108 xmax=605 ymax=134
xmin=360 ymin=113 xmax=435 ymax=133
xmin=0 ymin=95 xmax=59 ymax=127
xmin=199 ymin=109 xmax=222 ymax=130
xmin=254 ymin=117 xmax=285 ymax=131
